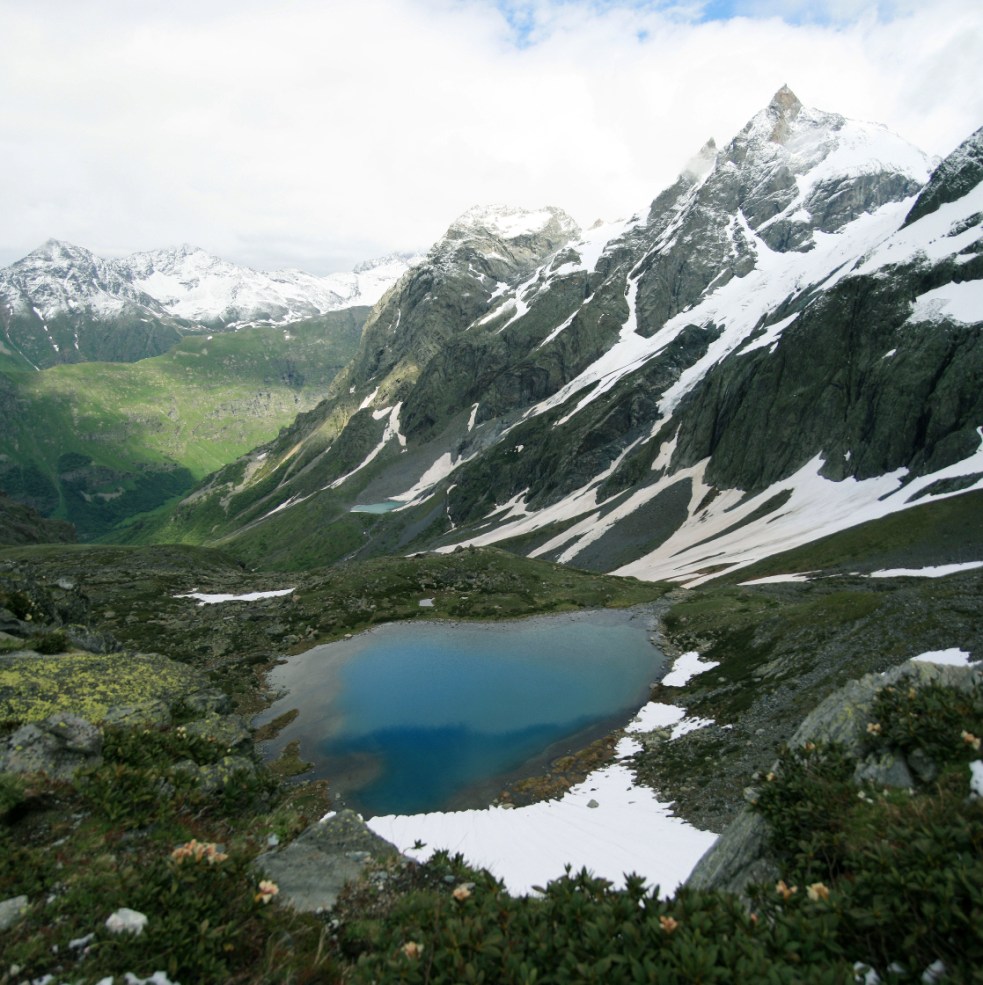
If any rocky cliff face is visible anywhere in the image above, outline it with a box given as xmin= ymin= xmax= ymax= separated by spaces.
xmin=123 ymin=91 xmax=983 ymax=578
xmin=0 ymin=489 xmax=76 ymax=546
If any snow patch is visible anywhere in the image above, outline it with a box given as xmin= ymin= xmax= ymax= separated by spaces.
xmin=912 ymin=648 xmax=976 ymax=667
xmin=660 ymin=651 xmax=720 ymax=687
xmin=671 ymin=717 xmax=715 ymax=740
xmin=868 ymin=561 xmax=983 ymax=578
xmin=328 ymin=403 xmax=404 ymax=489
xmin=367 ymin=760 xmax=716 ymax=897
xmin=176 ymin=589 xmax=295 ymax=605
xmin=739 ymin=572 xmax=816 ymax=585
xmin=907 ymin=279 xmax=983 ymax=326
xmin=625 ymin=702 xmax=686 ymax=732
xmin=392 ymin=451 xmax=460 ymax=503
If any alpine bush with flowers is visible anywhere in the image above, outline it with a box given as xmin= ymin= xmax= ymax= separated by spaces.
xmin=0 ymin=716 xmax=340 ymax=983
xmin=753 ymin=679 xmax=983 ymax=983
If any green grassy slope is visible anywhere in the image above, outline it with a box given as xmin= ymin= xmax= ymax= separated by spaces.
xmin=0 ymin=310 xmax=366 ymax=538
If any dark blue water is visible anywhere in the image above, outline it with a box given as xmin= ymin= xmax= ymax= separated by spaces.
xmin=255 ymin=609 xmax=662 ymax=816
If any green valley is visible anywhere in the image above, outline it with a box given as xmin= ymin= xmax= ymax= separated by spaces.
xmin=0 ymin=308 xmax=367 ymax=539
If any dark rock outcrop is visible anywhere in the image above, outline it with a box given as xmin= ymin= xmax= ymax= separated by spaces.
xmin=0 ymin=489 xmax=76 ymax=546
xmin=686 ymin=658 xmax=982 ymax=898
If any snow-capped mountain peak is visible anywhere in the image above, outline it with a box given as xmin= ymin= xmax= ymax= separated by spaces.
xmin=0 ymin=241 xmax=423 ymax=356
xmin=682 ymin=139 xmax=718 ymax=181
xmin=116 ymin=246 xmax=423 ymax=327
xmin=3 ymin=239 xmax=164 ymax=323
xmin=450 ymin=204 xmax=579 ymax=241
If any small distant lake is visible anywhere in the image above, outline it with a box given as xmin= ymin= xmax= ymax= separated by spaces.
xmin=350 ymin=501 xmax=403 ymax=514
xmin=254 ymin=609 xmax=664 ymax=817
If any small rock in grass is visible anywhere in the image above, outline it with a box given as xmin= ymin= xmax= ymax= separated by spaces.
xmin=0 ymin=895 xmax=29 ymax=931
xmin=106 ymin=907 xmax=148 ymax=935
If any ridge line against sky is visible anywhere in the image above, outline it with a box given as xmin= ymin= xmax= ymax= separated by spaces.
xmin=1 ymin=0 xmax=981 ymax=275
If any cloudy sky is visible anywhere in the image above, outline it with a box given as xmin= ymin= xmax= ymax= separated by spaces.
xmin=2 ymin=0 xmax=981 ymax=273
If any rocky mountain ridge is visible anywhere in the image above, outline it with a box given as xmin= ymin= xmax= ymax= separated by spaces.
xmin=144 ymin=89 xmax=982 ymax=582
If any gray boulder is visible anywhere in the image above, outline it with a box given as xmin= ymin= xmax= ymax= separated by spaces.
xmin=0 ymin=895 xmax=29 ymax=932
xmin=0 ymin=714 xmax=102 ymax=779
xmin=257 ymin=809 xmax=399 ymax=912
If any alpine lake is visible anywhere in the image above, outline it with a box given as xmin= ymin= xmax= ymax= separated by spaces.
xmin=254 ymin=608 xmax=665 ymax=817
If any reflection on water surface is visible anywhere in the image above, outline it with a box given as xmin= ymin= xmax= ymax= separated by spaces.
xmin=254 ymin=608 xmax=664 ymax=816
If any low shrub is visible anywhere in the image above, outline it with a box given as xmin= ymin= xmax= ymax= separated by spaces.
xmin=28 ymin=629 xmax=69 ymax=654
xmin=753 ymin=680 xmax=983 ymax=982
xmin=341 ymin=858 xmax=855 ymax=984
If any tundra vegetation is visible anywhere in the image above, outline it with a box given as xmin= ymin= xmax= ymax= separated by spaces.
xmin=1 ymin=539 xmax=981 ymax=983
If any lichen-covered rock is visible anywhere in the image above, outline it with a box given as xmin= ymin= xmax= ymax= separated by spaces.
xmin=181 ymin=712 xmax=252 ymax=754
xmin=257 ymin=809 xmax=399 ymax=912
xmin=0 ymin=650 xmax=216 ymax=724
xmin=102 ymin=700 xmax=172 ymax=727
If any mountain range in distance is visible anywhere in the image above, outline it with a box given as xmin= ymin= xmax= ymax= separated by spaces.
xmin=0 ymin=240 xmax=423 ymax=370
xmin=128 ymin=86 xmax=982 ymax=583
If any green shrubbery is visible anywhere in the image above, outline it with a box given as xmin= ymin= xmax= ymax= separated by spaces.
xmin=78 ymin=723 xmax=277 ymax=827
xmin=27 ymin=629 xmax=69 ymax=653
xmin=1 ymin=720 xmax=334 ymax=982
xmin=754 ymin=681 xmax=983 ymax=983
xmin=340 ymin=858 xmax=857 ymax=984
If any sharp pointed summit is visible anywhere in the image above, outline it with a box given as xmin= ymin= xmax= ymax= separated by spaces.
xmin=769 ymin=83 xmax=802 ymax=116
xmin=765 ymin=84 xmax=804 ymax=143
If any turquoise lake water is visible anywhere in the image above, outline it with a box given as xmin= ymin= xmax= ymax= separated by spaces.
xmin=255 ymin=609 xmax=663 ymax=817
xmin=350 ymin=501 xmax=403 ymax=513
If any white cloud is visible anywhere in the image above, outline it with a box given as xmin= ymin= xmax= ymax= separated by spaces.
xmin=0 ymin=0 xmax=980 ymax=273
